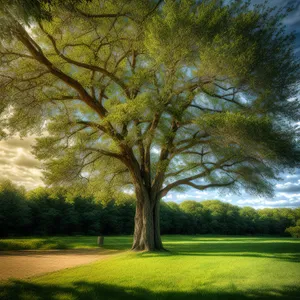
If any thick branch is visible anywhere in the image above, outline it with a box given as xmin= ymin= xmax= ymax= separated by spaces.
xmin=75 ymin=120 xmax=107 ymax=133
xmin=85 ymin=147 xmax=123 ymax=160
xmin=14 ymin=22 xmax=107 ymax=117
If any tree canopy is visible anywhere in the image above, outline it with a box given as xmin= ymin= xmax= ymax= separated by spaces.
xmin=0 ymin=0 xmax=299 ymax=250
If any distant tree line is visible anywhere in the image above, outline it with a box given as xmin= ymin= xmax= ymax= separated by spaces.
xmin=0 ymin=180 xmax=299 ymax=237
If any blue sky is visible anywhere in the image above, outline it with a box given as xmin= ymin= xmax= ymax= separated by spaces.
xmin=0 ymin=0 xmax=299 ymax=209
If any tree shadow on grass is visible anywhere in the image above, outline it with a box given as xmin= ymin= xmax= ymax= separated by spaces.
xmin=165 ymin=241 xmax=300 ymax=253
xmin=131 ymin=241 xmax=300 ymax=263
xmin=1 ymin=280 xmax=300 ymax=300
xmin=134 ymin=251 xmax=300 ymax=263
xmin=162 ymin=236 xmax=293 ymax=242
xmin=96 ymin=236 xmax=300 ymax=263
xmin=185 ymin=237 xmax=297 ymax=242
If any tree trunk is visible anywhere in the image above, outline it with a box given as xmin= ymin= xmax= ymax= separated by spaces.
xmin=153 ymin=200 xmax=163 ymax=249
xmin=131 ymin=190 xmax=164 ymax=251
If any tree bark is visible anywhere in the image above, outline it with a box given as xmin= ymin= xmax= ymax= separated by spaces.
xmin=131 ymin=189 xmax=164 ymax=251
xmin=153 ymin=200 xmax=163 ymax=249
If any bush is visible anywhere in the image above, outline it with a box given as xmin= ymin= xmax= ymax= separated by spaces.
xmin=285 ymin=220 xmax=300 ymax=238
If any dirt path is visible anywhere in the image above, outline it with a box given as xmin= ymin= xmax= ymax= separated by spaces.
xmin=0 ymin=249 xmax=120 ymax=281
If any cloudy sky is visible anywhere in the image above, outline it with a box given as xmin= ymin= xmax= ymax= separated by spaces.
xmin=0 ymin=137 xmax=43 ymax=189
xmin=1 ymin=0 xmax=299 ymax=209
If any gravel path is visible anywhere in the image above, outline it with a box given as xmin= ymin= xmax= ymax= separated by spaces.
xmin=0 ymin=249 xmax=119 ymax=281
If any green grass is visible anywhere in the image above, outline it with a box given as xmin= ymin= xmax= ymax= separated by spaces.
xmin=0 ymin=235 xmax=134 ymax=251
xmin=0 ymin=236 xmax=103 ymax=250
xmin=1 ymin=235 xmax=300 ymax=299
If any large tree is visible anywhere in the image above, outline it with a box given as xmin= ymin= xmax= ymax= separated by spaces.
xmin=0 ymin=0 xmax=299 ymax=250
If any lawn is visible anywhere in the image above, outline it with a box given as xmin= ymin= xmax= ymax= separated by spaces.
xmin=0 ymin=235 xmax=136 ymax=251
xmin=1 ymin=235 xmax=300 ymax=299
xmin=0 ymin=236 xmax=103 ymax=251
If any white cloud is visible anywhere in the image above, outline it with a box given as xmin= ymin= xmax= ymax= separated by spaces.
xmin=176 ymin=193 xmax=194 ymax=200
xmin=0 ymin=136 xmax=44 ymax=189
xmin=223 ymin=199 xmax=233 ymax=203
xmin=195 ymin=191 xmax=208 ymax=195
xmin=237 ymin=198 xmax=262 ymax=205
xmin=275 ymin=180 xmax=300 ymax=193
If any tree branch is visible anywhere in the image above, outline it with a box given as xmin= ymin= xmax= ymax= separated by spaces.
xmin=75 ymin=120 xmax=107 ymax=133
xmin=39 ymin=23 xmax=131 ymax=98
xmin=14 ymin=21 xmax=107 ymax=118
xmin=159 ymin=157 xmax=232 ymax=197
xmin=85 ymin=147 xmax=123 ymax=160
xmin=184 ymin=180 xmax=236 ymax=191
xmin=76 ymin=10 xmax=129 ymax=19
xmin=189 ymin=104 xmax=222 ymax=113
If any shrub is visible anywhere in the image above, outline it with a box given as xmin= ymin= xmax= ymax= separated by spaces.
xmin=285 ymin=220 xmax=300 ymax=238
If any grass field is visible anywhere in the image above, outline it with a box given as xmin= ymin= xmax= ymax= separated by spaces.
xmin=0 ymin=236 xmax=101 ymax=251
xmin=1 ymin=235 xmax=300 ymax=299
xmin=0 ymin=235 xmax=134 ymax=251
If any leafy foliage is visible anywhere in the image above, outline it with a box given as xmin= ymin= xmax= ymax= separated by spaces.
xmin=0 ymin=0 xmax=299 ymax=206
xmin=1 ymin=181 xmax=300 ymax=237
xmin=0 ymin=180 xmax=31 ymax=236
xmin=285 ymin=220 xmax=300 ymax=238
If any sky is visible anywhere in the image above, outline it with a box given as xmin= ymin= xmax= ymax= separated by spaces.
xmin=0 ymin=0 xmax=299 ymax=209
